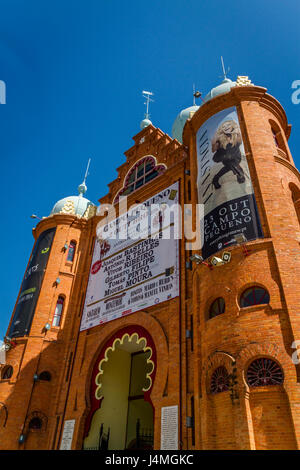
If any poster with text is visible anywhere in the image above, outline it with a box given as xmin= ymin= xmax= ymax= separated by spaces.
xmin=80 ymin=182 xmax=180 ymax=331
xmin=8 ymin=227 xmax=56 ymax=338
xmin=196 ymin=106 xmax=263 ymax=259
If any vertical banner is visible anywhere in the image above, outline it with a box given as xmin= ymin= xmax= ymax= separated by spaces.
xmin=8 ymin=227 xmax=56 ymax=338
xmin=80 ymin=182 xmax=180 ymax=331
xmin=196 ymin=106 xmax=263 ymax=259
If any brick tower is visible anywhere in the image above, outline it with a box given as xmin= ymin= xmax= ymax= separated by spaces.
xmin=0 ymin=181 xmax=96 ymax=449
xmin=0 ymin=76 xmax=300 ymax=450
xmin=183 ymin=76 xmax=300 ymax=449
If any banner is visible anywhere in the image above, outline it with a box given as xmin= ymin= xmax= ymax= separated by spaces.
xmin=80 ymin=183 xmax=180 ymax=331
xmin=196 ymin=106 xmax=263 ymax=259
xmin=8 ymin=228 xmax=56 ymax=338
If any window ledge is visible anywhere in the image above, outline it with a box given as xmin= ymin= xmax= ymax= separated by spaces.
xmin=277 ymin=148 xmax=289 ymax=161
xmin=50 ymin=326 xmax=60 ymax=332
xmin=248 ymin=384 xmax=284 ymax=393
xmin=237 ymin=303 xmax=273 ymax=316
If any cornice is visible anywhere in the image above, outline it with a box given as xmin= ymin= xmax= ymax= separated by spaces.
xmin=274 ymin=155 xmax=300 ymax=181
xmin=32 ymin=214 xmax=90 ymax=240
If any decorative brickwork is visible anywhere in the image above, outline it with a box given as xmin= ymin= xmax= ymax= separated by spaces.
xmin=0 ymin=82 xmax=300 ymax=450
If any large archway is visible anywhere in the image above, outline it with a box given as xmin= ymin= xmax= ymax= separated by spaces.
xmin=83 ymin=326 xmax=156 ymax=450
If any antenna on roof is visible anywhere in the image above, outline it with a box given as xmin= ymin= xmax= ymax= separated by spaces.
xmin=78 ymin=158 xmax=91 ymax=196
xmin=83 ymin=158 xmax=91 ymax=185
xmin=142 ymin=90 xmax=154 ymax=120
xmin=221 ymin=56 xmax=230 ymax=80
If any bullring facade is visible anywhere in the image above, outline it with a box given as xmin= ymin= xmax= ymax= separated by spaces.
xmin=0 ymin=75 xmax=300 ymax=450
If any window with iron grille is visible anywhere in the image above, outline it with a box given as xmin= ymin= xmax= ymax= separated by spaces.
xmin=209 ymin=297 xmax=225 ymax=319
xmin=114 ymin=157 xmax=165 ymax=203
xmin=240 ymin=286 xmax=270 ymax=308
xmin=246 ymin=358 xmax=284 ymax=387
xmin=210 ymin=366 xmax=229 ymax=394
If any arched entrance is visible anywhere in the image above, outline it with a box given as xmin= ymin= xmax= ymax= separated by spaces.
xmin=83 ymin=326 xmax=156 ymax=450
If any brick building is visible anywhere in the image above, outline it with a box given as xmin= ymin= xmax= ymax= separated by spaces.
xmin=0 ymin=76 xmax=300 ymax=450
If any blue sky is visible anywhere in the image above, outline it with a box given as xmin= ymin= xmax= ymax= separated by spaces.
xmin=0 ymin=0 xmax=300 ymax=337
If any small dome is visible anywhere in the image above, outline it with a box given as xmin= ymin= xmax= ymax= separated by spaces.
xmin=50 ymin=195 xmax=95 ymax=217
xmin=172 ymin=105 xmax=199 ymax=143
xmin=140 ymin=118 xmax=152 ymax=130
xmin=50 ymin=178 xmax=96 ymax=219
xmin=202 ymin=78 xmax=236 ymax=105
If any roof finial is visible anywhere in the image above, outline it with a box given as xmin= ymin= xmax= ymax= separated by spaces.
xmin=140 ymin=90 xmax=154 ymax=129
xmin=78 ymin=158 xmax=91 ymax=196
xmin=221 ymin=56 xmax=230 ymax=80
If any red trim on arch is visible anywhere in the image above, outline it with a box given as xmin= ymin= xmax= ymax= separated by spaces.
xmin=84 ymin=325 xmax=157 ymax=438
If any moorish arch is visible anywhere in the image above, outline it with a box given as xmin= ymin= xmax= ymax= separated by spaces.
xmin=83 ymin=325 xmax=159 ymax=450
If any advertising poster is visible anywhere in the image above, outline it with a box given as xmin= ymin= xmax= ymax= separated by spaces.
xmin=196 ymin=106 xmax=263 ymax=259
xmin=80 ymin=182 xmax=180 ymax=331
xmin=8 ymin=228 xmax=56 ymax=338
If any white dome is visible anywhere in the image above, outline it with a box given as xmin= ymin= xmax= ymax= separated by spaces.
xmin=202 ymin=78 xmax=236 ymax=104
xmin=172 ymin=105 xmax=199 ymax=143
xmin=50 ymin=180 xmax=96 ymax=219
xmin=50 ymin=195 xmax=94 ymax=217
xmin=140 ymin=118 xmax=152 ymax=129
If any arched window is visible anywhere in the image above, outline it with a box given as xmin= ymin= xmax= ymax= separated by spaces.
xmin=114 ymin=157 xmax=166 ymax=203
xmin=1 ymin=366 xmax=13 ymax=380
xmin=67 ymin=241 xmax=76 ymax=262
xmin=272 ymin=128 xmax=279 ymax=148
xmin=208 ymin=297 xmax=225 ymax=319
xmin=38 ymin=371 xmax=51 ymax=382
xmin=240 ymin=286 xmax=270 ymax=308
xmin=210 ymin=366 xmax=230 ymax=394
xmin=269 ymin=120 xmax=288 ymax=158
xmin=246 ymin=358 xmax=284 ymax=387
xmin=290 ymin=183 xmax=300 ymax=226
xmin=52 ymin=296 xmax=65 ymax=327
xmin=28 ymin=417 xmax=42 ymax=430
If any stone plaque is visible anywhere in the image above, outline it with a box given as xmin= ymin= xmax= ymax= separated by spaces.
xmin=60 ymin=419 xmax=76 ymax=450
xmin=160 ymin=405 xmax=178 ymax=450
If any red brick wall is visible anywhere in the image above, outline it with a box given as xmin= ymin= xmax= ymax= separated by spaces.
xmin=1 ymin=85 xmax=300 ymax=450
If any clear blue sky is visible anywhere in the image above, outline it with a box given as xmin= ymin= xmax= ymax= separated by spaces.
xmin=1 ymin=0 xmax=300 ymax=337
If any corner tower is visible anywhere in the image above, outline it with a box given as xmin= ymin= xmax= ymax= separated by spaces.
xmin=0 ymin=180 xmax=96 ymax=449
xmin=184 ymin=76 xmax=300 ymax=450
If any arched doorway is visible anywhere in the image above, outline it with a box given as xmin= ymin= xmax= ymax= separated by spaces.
xmin=83 ymin=326 xmax=156 ymax=450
